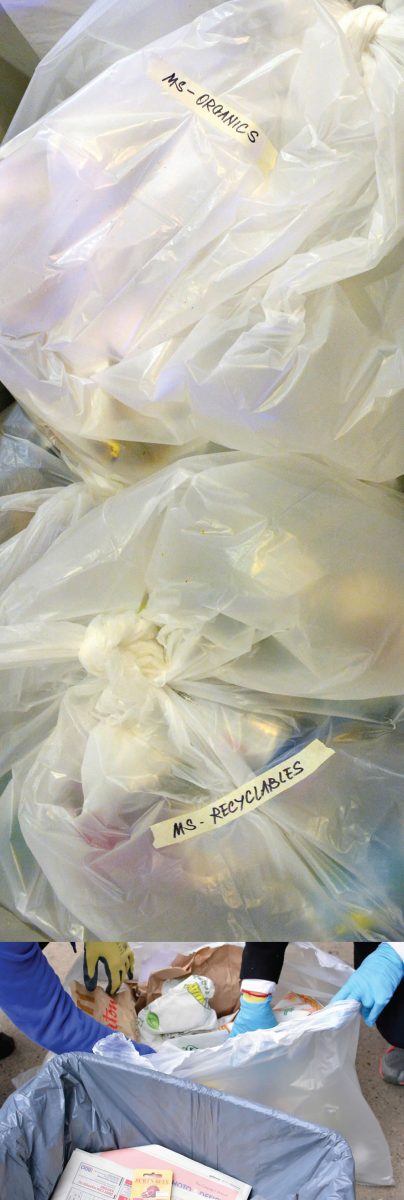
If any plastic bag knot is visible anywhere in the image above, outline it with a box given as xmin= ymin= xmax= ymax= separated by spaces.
xmin=78 ymin=612 xmax=165 ymax=680
xmin=340 ymin=5 xmax=386 ymax=57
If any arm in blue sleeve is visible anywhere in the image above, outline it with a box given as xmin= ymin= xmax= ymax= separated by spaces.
xmin=0 ymin=942 xmax=112 ymax=1054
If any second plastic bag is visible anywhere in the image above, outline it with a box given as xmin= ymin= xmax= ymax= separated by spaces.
xmin=0 ymin=453 xmax=403 ymax=939
xmin=93 ymin=943 xmax=393 ymax=1188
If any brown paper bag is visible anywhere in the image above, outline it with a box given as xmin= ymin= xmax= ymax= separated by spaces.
xmin=71 ymin=981 xmax=139 ymax=1040
xmin=135 ymin=945 xmax=242 ymax=1018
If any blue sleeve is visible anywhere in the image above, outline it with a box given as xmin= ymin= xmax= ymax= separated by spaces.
xmin=0 ymin=942 xmax=113 ymax=1054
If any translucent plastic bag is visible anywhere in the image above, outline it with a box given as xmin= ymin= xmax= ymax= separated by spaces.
xmin=4 ymin=0 xmax=387 ymax=142
xmin=5 ymin=0 xmax=221 ymax=141
xmin=1 ymin=1 xmax=404 ymax=482
xmin=0 ymin=453 xmax=403 ymax=940
xmin=0 ymin=404 xmax=76 ymax=544
xmin=0 ymin=431 xmax=107 ymax=779
xmin=93 ymin=944 xmax=393 ymax=1188
xmin=5 ymin=716 xmax=402 ymax=939
xmin=0 ymin=405 xmax=83 ymax=599
xmin=1 ymin=452 xmax=403 ymax=702
xmin=0 ymin=774 xmax=89 ymax=939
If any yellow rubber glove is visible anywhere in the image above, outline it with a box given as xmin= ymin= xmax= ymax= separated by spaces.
xmin=83 ymin=942 xmax=134 ymax=996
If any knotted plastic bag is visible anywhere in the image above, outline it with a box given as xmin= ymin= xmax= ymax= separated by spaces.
xmin=1 ymin=0 xmax=404 ymax=482
xmin=0 ymin=452 xmax=402 ymax=939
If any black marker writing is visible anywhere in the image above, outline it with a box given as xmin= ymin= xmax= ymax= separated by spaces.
xmin=160 ymin=72 xmax=261 ymax=149
xmin=173 ymin=817 xmax=197 ymax=838
xmin=162 ymin=72 xmax=187 ymax=93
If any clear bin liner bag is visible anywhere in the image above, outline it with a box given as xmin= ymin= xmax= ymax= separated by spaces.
xmin=1 ymin=2 xmax=404 ymax=481
xmin=0 ymin=454 xmax=403 ymax=939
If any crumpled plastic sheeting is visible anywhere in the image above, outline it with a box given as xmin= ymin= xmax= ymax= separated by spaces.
xmin=0 ymin=411 xmax=108 ymax=774
xmin=0 ymin=404 xmax=76 ymax=546
xmin=0 ymin=0 xmax=385 ymax=64
xmin=5 ymin=0 xmax=222 ymax=140
xmin=1 ymin=453 xmax=403 ymax=702
xmin=0 ymin=1052 xmax=356 ymax=1200
xmin=93 ymin=943 xmax=393 ymax=1187
xmin=0 ymin=771 xmax=90 ymax=940
xmin=1 ymin=1 xmax=404 ymax=482
xmin=0 ymin=454 xmax=403 ymax=940
xmin=1 ymin=715 xmax=402 ymax=940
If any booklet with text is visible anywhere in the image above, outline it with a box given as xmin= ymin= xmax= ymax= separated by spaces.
xmin=51 ymin=1150 xmax=134 ymax=1199
xmin=52 ymin=1144 xmax=251 ymax=1200
xmin=103 ymin=1143 xmax=251 ymax=1200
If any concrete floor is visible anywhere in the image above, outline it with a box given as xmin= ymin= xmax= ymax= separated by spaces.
xmin=0 ymin=941 xmax=402 ymax=1199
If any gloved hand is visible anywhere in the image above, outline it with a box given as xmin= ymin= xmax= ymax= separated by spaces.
xmin=330 ymin=944 xmax=404 ymax=1026
xmin=229 ymin=993 xmax=277 ymax=1037
xmin=84 ymin=942 xmax=134 ymax=996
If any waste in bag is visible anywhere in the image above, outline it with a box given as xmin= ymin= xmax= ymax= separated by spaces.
xmin=93 ymin=944 xmax=393 ymax=1188
xmin=0 ymin=453 xmax=403 ymax=939
xmin=0 ymin=1049 xmax=356 ymax=1200
xmin=1 ymin=1 xmax=404 ymax=481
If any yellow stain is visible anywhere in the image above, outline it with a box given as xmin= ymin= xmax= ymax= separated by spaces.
xmin=335 ymin=911 xmax=375 ymax=936
xmin=106 ymin=439 xmax=121 ymax=459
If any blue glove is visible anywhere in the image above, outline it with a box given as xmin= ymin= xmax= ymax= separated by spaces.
xmin=229 ymin=994 xmax=277 ymax=1037
xmin=330 ymin=945 xmax=404 ymax=1026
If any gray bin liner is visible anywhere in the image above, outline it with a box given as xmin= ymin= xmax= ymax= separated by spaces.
xmin=0 ymin=1053 xmax=355 ymax=1200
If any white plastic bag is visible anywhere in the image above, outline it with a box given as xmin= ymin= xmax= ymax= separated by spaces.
xmin=1 ymin=1 xmax=404 ymax=481
xmin=0 ymin=453 xmax=403 ymax=940
xmin=93 ymin=944 xmax=393 ymax=1188
xmin=5 ymin=0 xmax=221 ymax=141
xmin=139 ymin=975 xmax=217 ymax=1041
xmin=1 ymin=451 xmax=403 ymax=705
xmin=0 ymin=773 xmax=86 ymax=939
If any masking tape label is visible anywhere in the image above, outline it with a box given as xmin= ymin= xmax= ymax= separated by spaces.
xmin=150 ymin=61 xmax=277 ymax=175
xmin=151 ymin=739 xmax=335 ymax=849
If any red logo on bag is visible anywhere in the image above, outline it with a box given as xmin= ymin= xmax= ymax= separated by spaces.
xmin=104 ymin=998 xmax=119 ymax=1030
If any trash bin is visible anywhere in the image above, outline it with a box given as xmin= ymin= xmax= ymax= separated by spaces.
xmin=0 ymin=1053 xmax=355 ymax=1200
